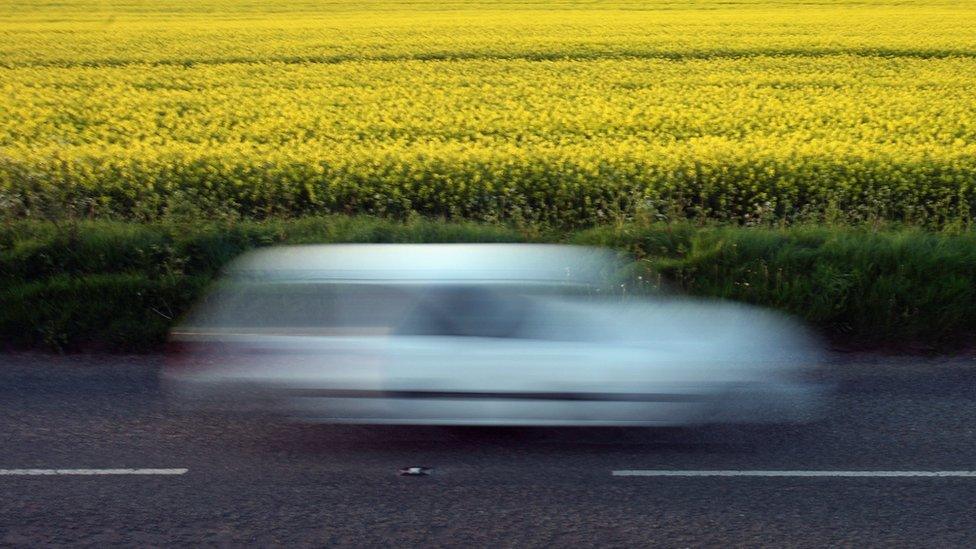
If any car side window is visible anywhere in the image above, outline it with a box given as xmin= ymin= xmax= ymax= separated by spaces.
xmin=395 ymin=285 xmax=529 ymax=339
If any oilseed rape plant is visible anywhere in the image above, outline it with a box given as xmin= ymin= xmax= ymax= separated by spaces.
xmin=2 ymin=0 xmax=975 ymax=226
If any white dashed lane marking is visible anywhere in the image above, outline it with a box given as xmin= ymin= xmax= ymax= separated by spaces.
xmin=613 ymin=470 xmax=976 ymax=478
xmin=0 ymin=468 xmax=188 ymax=476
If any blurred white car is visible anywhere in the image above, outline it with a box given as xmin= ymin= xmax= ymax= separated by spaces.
xmin=163 ymin=244 xmax=825 ymax=426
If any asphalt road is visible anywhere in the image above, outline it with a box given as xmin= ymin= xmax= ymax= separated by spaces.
xmin=2 ymin=352 xmax=976 ymax=547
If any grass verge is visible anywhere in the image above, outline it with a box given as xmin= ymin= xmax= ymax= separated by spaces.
xmin=3 ymin=216 xmax=975 ymax=351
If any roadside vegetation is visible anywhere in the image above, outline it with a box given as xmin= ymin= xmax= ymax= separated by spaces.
xmin=2 ymin=1 xmax=975 ymax=352
xmin=3 ymin=217 xmax=976 ymax=351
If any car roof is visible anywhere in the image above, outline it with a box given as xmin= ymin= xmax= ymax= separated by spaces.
xmin=223 ymin=244 xmax=622 ymax=285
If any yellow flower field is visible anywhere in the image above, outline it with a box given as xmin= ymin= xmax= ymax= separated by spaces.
xmin=1 ymin=0 xmax=975 ymax=225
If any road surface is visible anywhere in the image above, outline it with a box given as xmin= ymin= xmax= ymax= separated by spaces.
xmin=2 ymin=352 xmax=976 ymax=546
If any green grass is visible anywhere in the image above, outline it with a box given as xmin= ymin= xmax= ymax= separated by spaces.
xmin=3 ymin=216 xmax=976 ymax=351
xmin=576 ymin=224 xmax=976 ymax=344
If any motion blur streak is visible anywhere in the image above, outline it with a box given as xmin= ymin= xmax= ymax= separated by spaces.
xmin=163 ymin=244 xmax=826 ymax=426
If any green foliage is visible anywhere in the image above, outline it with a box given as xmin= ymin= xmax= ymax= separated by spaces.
xmin=0 ymin=273 xmax=210 ymax=351
xmin=3 ymin=217 xmax=976 ymax=351
xmin=576 ymin=223 xmax=976 ymax=346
